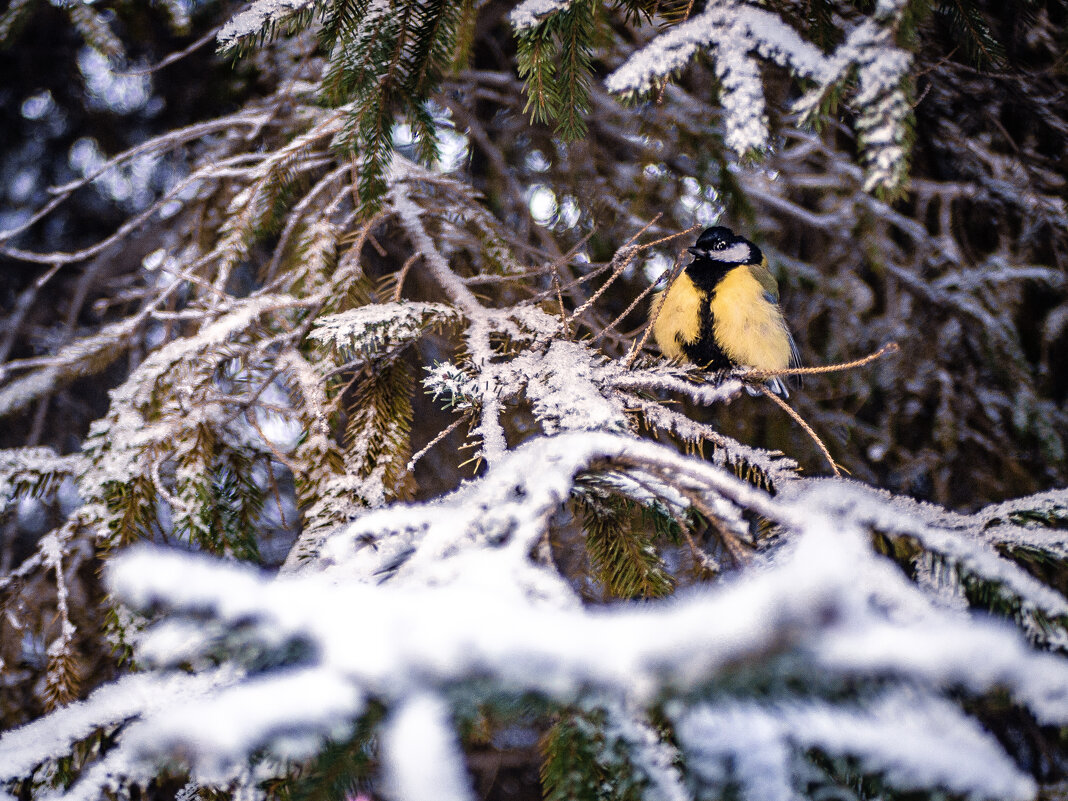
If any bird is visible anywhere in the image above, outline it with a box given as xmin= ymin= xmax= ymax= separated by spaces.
xmin=651 ymin=225 xmax=799 ymax=397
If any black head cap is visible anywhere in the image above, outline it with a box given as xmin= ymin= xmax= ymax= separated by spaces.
xmin=687 ymin=225 xmax=760 ymax=265
xmin=695 ymin=226 xmax=737 ymax=250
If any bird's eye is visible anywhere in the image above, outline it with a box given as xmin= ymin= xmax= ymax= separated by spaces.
xmin=713 ymin=241 xmax=727 ymax=250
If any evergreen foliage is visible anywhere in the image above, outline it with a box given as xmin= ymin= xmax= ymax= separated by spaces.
xmin=574 ymin=486 xmax=676 ymax=599
xmin=0 ymin=0 xmax=1067 ymax=800
xmin=540 ymin=708 xmax=652 ymax=801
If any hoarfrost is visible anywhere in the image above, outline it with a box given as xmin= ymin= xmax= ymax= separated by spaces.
xmin=218 ymin=0 xmax=318 ymax=52
xmin=309 ymin=302 xmax=461 ymax=356
xmin=510 ymin=0 xmax=573 ymax=31
xmin=603 ymin=0 xmax=914 ymax=188
xmin=676 ymin=691 xmax=1035 ymax=801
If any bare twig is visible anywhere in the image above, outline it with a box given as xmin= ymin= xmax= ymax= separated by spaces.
xmin=0 ymin=112 xmax=273 ymax=250
xmin=566 ymin=246 xmax=636 ymax=323
xmin=114 ymin=25 xmax=222 ymax=76
xmin=745 ymin=342 xmax=900 ymax=381
xmin=623 ymin=249 xmax=686 ymax=368
xmin=636 ymin=222 xmax=701 ymax=252
xmin=405 ymin=415 xmax=468 ymax=474
xmin=591 ymin=268 xmax=665 ymax=346
xmin=552 ymin=274 xmax=571 ymax=338
xmin=758 ymin=386 xmax=842 ymax=477
xmin=392 ymin=253 xmax=421 ymax=301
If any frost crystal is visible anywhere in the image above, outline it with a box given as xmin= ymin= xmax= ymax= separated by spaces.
xmin=510 ymin=0 xmax=573 ymax=30
xmin=217 ymin=0 xmax=318 ymax=51
xmin=309 ymin=302 xmax=461 ymax=356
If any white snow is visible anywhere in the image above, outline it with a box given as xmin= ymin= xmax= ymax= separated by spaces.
xmin=510 ymin=0 xmax=573 ymax=30
xmin=382 ymin=694 xmax=474 ymax=801
xmin=125 ymin=667 xmax=364 ymax=781
xmin=217 ymin=0 xmax=318 ymax=51
xmin=676 ymin=690 xmax=1035 ymax=801
xmin=0 ymin=670 xmax=238 ymax=780
xmin=309 ymin=302 xmax=462 ymax=356
xmin=603 ymin=0 xmax=914 ymax=188
xmin=4 ymin=429 xmax=1068 ymax=799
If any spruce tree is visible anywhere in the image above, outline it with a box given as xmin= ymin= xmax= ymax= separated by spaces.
xmin=1 ymin=1 xmax=1067 ymax=800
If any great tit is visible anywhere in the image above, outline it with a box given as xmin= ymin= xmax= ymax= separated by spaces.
xmin=651 ymin=226 xmax=799 ymax=397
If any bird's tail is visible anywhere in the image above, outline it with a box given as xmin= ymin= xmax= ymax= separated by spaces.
xmin=745 ymin=376 xmax=789 ymax=397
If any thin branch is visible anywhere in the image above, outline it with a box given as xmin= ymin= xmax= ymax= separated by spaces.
xmin=623 ymin=249 xmax=686 ymax=368
xmin=590 ymin=267 xmax=664 ymax=346
xmin=758 ymin=386 xmax=842 ymax=477
xmin=405 ymin=415 xmax=468 ymax=474
xmin=552 ymin=273 xmax=571 ymax=338
xmin=114 ymin=25 xmax=223 ymax=76
xmin=0 ymin=112 xmax=271 ymax=249
xmin=392 ymin=254 xmax=421 ymax=302
xmin=635 ymin=222 xmax=700 ymax=252
xmin=566 ymin=245 xmax=637 ymax=324
xmin=745 ymin=342 xmax=900 ymax=381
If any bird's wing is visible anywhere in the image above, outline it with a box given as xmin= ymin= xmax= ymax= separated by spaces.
xmin=750 ymin=259 xmax=802 ymax=371
xmin=748 ymin=262 xmax=780 ymax=302
xmin=788 ymin=330 xmax=802 ymax=368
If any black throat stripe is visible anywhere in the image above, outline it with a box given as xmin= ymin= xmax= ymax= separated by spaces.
xmin=680 ymin=291 xmax=733 ymax=370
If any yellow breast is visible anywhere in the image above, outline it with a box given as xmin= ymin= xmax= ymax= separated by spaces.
xmin=710 ymin=267 xmax=792 ymax=370
xmin=651 ymin=273 xmax=702 ymax=360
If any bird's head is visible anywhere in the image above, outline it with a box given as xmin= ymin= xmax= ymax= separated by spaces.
xmin=687 ymin=226 xmax=761 ymax=266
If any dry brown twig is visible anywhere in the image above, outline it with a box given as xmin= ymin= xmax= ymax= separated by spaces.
xmin=746 ymin=342 xmax=900 ymax=381
xmin=623 ymin=249 xmax=685 ymax=368
xmin=594 ymin=224 xmax=701 ymax=347
xmin=565 ymin=216 xmax=664 ymax=324
xmin=758 ymin=386 xmax=843 ymax=477
xmin=748 ymin=343 xmax=901 ymax=477
xmin=405 ymin=415 xmax=469 ymax=475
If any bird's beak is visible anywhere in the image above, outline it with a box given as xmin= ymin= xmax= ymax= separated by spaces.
xmin=687 ymin=247 xmax=707 ymax=258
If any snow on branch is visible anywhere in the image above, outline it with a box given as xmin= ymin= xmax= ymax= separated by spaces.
xmin=0 ymin=302 xmax=181 ymax=420
xmin=0 ymin=670 xmax=235 ymax=782
xmin=3 ymin=432 xmax=1068 ymax=798
xmin=602 ymin=0 xmax=914 ymax=191
xmin=123 ymin=667 xmax=363 ymax=782
xmin=217 ymin=0 xmax=320 ymax=54
xmin=975 ymin=488 xmax=1068 ymax=554
xmin=604 ymin=3 xmax=825 ymax=156
xmin=510 ymin=0 xmax=574 ymax=31
xmin=308 ymin=302 xmax=462 ymax=358
xmin=507 ymin=340 xmax=631 ymax=435
xmin=382 ymin=694 xmax=475 ymax=801
xmin=676 ymin=691 xmax=1034 ymax=801
xmin=785 ymin=480 xmax=1068 ymax=648
xmin=81 ymin=293 xmax=301 ymax=488
xmin=0 ymin=447 xmax=82 ymax=512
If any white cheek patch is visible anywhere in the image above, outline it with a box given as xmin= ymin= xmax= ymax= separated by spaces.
xmin=709 ymin=242 xmax=752 ymax=263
